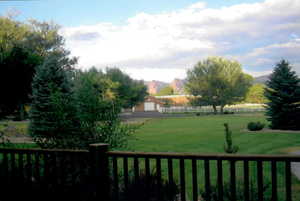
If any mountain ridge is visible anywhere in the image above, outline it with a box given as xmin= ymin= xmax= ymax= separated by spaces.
xmin=144 ymin=75 xmax=270 ymax=95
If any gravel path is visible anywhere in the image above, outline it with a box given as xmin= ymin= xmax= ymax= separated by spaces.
xmin=291 ymin=151 xmax=300 ymax=180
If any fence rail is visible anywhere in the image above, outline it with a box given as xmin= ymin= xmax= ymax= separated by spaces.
xmin=160 ymin=106 xmax=265 ymax=114
xmin=0 ymin=144 xmax=300 ymax=201
xmin=108 ymin=151 xmax=300 ymax=201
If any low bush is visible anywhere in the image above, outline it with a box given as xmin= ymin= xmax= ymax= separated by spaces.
xmin=116 ymin=171 xmax=179 ymax=201
xmin=200 ymin=180 xmax=271 ymax=201
xmin=223 ymin=111 xmax=234 ymax=114
xmin=247 ymin=121 xmax=265 ymax=131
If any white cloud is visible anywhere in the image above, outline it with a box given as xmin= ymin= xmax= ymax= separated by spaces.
xmin=61 ymin=0 xmax=300 ymax=81
xmin=237 ymin=40 xmax=300 ymax=69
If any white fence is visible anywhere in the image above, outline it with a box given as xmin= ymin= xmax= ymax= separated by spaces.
xmin=159 ymin=104 xmax=266 ymax=113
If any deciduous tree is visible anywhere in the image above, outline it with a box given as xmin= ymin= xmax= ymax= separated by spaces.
xmin=106 ymin=68 xmax=148 ymax=108
xmin=0 ymin=17 xmax=77 ymax=119
xmin=245 ymin=83 xmax=267 ymax=104
xmin=185 ymin=57 xmax=252 ymax=113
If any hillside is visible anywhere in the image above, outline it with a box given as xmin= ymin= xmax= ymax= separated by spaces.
xmin=145 ymin=75 xmax=270 ymax=95
xmin=145 ymin=79 xmax=186 ymax=95
xmin=144 ymin=80 xmax=168 ymax=94
xmin=253 ymin=75 xmax=269 ymax=84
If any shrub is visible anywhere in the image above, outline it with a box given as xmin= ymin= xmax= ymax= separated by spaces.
xmin=29 ymin=57 xmax=135 ymax=150
xmin=224 ymin=123 xmax=239 ymax=154
xmin=223 ymin=111 xmax=234 ymax=114
xmin=200 ymin=180 xmax=271 ymax=201
xmin=247 ymin=121 xmax=265 ymax=131
xmin=116 ymin=171 xmax=179 ymax=201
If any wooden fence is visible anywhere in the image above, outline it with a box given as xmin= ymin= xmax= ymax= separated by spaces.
xmin=1 ymin=144 xmax=300 ymax=201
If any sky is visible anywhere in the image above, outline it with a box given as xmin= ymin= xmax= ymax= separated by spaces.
xmin=1 ymin=0 xmax=300 ymax=82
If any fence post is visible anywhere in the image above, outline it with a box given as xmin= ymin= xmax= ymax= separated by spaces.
xmin=89 ymin=143 xmax=110 ymax=201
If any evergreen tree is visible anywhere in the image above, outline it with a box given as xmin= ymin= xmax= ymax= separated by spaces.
xmin=28 ymin=53 xmax=78 ymax=148
xmin=265 ymin=60 xmax=300 ymax=130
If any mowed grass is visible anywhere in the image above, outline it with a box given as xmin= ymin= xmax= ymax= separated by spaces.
xmin=1 ymin=114 xmax=300 ymax=199
xmin=127 ymin=113 xmax=300 ymax=154
xmin=124 ymin=113 xmax=300 ymax=200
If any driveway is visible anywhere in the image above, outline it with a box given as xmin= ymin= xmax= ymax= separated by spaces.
xmin=120 ymin=111 xmax=194 ymax=120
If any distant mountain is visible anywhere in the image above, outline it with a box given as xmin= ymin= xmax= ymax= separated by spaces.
xmin=170 ymin=78 xmax=186 ymax=94
xmin=145 ymin=80 xmax=168 ymax=94
xmin=253 ymin=75 xmax=270 ymax=84
xmin=145 ymin=75 xmax=269 ymax=95
xmin=145 ymin=79 xmax=186 ymax=95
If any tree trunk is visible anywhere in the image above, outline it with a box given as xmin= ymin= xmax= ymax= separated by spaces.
xmin=212 ymin=105 xmax=217 ymax=114
xmin=19 ymin=103 xmax=25 ymax=121
xmin=220 ymin=105 xmax=225 ymax=114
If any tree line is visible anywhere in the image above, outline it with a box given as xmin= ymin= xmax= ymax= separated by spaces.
xmin=184 ymin=57 xmax=300 ymax=130
xmin=0 ymin=17 xmax=147 ymax=120
xmin=1 ymin=16 xmax=299 ymax=151
xmin=0 ymin=17 xmax=148 ymax=149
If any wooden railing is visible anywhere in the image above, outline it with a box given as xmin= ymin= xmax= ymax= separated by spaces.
xmin=1 ymin=144 xmax=300 ymax=201
xmin=108 ymin=151 xmax=300 ymax=201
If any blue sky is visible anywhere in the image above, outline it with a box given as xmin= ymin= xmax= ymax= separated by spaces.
xmin=1 ymin=0 xmax=300 ymax=82
xmin=1 ymin=0 xmax=263 ymax=26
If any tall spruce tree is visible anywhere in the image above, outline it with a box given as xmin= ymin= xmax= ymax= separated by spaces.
xmin=265 ymin=60 xmax=300 ymax=130
xmin=29 ymin=53 xmax=78 ymax=148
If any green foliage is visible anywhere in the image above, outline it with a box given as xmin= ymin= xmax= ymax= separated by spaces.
xmin=73 ymin=68 xmax=136 ymax=149
xmin=106 ymin=68 xmax=148 ymax=108
xmin=74 ymin=68 xmax=118 ymax=135
xmin=156 ymin=86 xmax=174 ymax=96
xmin=185 ymin=57 xmax=253 ymax=113
xmin=247 ymin=121 xmax=265 ymax=131
xmin=0 ymin=17 xmax=29 ymax=54
xmin=264 ymin=60 xmax=300 ymax=130
xmin=245 ymin=84 xmax=267 ymax=103
xmin=0 ymin=46 xmax=42 ymax=118
xmin=28 ymin=53 xmax=78 ymax=149
xmin=0 ymin=17 xmax=77 ymax=119
xmin=223 ymin=123 xmax=238 ymax=154
xmin=116 ymin=171 xmax=179 ymax=201
xmin=30 ymin=65 xmax=136 ymax=150
xmin=201 ymin=180 xmax=270 ymax=201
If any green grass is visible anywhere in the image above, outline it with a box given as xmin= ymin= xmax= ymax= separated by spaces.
xmin=127 ymin=113 xmax=300 ymax=154
xmin=124 ymin=113 xmax=300 ymax=200
xmin=0 ymin=120 xmax=29 ymax=136
xmin=1 ymin=114 xmax=300 ymax=200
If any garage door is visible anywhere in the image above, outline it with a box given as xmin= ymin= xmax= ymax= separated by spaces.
xmin=144 ymin=102 xmax=155 ymax=111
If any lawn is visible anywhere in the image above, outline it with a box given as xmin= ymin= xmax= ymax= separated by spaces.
xmin=124 ymin=113 xmax=300 ymax=200
xmin=127 ymin=113 xmax=300 ymax=154
xmin=1 ymin=113 xmax=300 ymax=200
